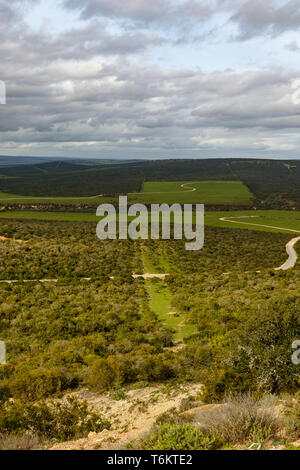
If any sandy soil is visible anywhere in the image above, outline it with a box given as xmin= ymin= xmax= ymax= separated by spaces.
xmin=275 ymin=236 xmax=300 ymax=271
xmin=49 ymin=383 xmax=203 ymax=450
xmin=0 ymin=236 xmax=27 ymax=243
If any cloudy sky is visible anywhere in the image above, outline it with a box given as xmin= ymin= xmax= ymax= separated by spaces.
xmin=0 ymin=0 xmax=300 ymax=160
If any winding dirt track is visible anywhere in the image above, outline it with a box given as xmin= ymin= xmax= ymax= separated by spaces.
xmin=180 ymin=183 xmax=197 ymax=192
xmin=219 ymin=215 xmax=300 ymax=271
xmin=275 ymin=237 xmax=300 ymax=271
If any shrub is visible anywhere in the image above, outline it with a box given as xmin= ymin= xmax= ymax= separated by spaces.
xmin=4 ymin=368 xmax=78 ymax=401
xmin=0 ymin=433 xmax=41 ymax=450
xmin=195 ymin=394 xmax=280 ymax=444
xmin=284 ymin=393 xmax=300 ymax=440
xmin=0 ymin=396 xmax=110 ymax=442
xmin=197 ymin=301 xmax=300 ymax=401
xmin=154 ymin=408 xmax=185 ymax=427
xmin=86 ymin=358 xmax=116 ymax=391
xmin=139 ymin=424 xmax=222 ymax=450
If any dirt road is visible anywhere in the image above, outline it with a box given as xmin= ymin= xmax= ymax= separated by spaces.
xmin=275 ymin=236 xmax=300 ymax=271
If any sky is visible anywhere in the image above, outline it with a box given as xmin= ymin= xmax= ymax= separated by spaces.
xmin=0 ymin=0 xmax=300 ymax=160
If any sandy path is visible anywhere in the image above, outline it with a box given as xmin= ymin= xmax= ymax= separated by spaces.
xmin=0 ymin=274 xmax=168 ymax=283
xmin=132 ymin=273 xmax=168 ymax=279
xmin=275 ymin=237 xmax=300 ymax=271
xmin=0 ymin=236 xmax=27 ymax=243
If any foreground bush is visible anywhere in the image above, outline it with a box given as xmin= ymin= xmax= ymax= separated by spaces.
xmin=139 ymin=424 xmax=222 ymax=450
xmin=284 ymin=393 xmax=300 ymax=440
xmin=0 ymin=433 xmax=41 ymax=450
xmin=196 ymin=394 xmax=280 ymax=444
xmin=0 ymin=396 xmax=110 ymax=442
xmin=196 ymin=300 xmax=300 ymax=401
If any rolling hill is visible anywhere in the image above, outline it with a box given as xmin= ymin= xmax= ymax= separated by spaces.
xmin=0 ymin=158 xmax=299 ymax=208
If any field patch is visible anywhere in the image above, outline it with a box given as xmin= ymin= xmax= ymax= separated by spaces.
xmin=205 ymin=210 xmax=300 ymax=234
xmin=129 ymin=180 xmax=253 ymax=205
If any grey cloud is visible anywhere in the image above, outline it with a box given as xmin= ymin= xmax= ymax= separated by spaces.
xmin=2 ymin=57 xmax=300 ymax=145
xmin=64 ymin=0 xmax=174 ymax=23
xmin=63 ymin=0 xmax=220 ymax=25
xmin=230 ymin=0 xmax=300 ymax=40
xmin=0 ymin=24 xmax=164 ymax=65
xmin=0 ymin=0 xmax=300 ymax=159
xmin=286 ymin=41 xmax=300 ymax=52
xmin=63 ymin=0 xmax=300 ymax=40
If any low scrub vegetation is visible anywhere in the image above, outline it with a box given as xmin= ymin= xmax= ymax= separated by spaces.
xmin=138 ymin=423 xmax=222 ymax=450
xmin=195 ymin=395 xmax=280 ymax=444
xmin=137 ymin=394 xmax=294 ymax=450
xmin=0 ymin=219 xmax=299 ymax=448
xmin=0 ymin=396 xmax=110 ymax=445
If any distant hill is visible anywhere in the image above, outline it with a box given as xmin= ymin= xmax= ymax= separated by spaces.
xmin=0 ymin=161 xmax=94 ymax=177
xmin=0 ymin=158 xmax=299 ymax=208
xmin=0 ymin=160 xmax=145 ymax=197
xmin=0 ymin=155 xmax=142 ymax=167
xmin=0 ymin=156 xmax=62 ymax=166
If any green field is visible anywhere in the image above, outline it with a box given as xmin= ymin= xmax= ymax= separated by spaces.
xmin=0 ymin=180 xmax=253 ymax=206
xmin=128 ymin=181 xmax=253 ymax=205
xmin=0 ymin=209 xmax=299 ymax=234
xmin=205 ymin=210 xmax=300 ymax=234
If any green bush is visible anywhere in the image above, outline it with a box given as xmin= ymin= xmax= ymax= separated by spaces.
xmin=196 ymin=300 xmax=300 ymax=401
xmin=284 ymin=393 xmax=300 ymax=440
xmin=0 ymin=396 xmax=110 ymax=442
xmin=139 ymin=424 xmax=222 ymax=450
xmin=4 ymin=368 xmax=78 ymax=401
xmin=195 ymin=394 xmax=280 ymax=444
xmin=86 ymin=358 xmax=116 ymax=391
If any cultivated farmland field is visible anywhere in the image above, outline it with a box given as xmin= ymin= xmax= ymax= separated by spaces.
xmin=0 ymin=180 xmax=253 ymax=206
xmin=205 ymin=210 xmax=300 ymax=234
xmin=128 ymin=180 xmax=253 ymax=205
